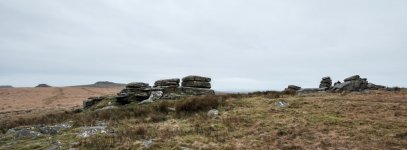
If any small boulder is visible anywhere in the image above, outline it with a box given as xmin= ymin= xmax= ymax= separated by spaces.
xmin=207 ymin=109 xmax=219 ymax=119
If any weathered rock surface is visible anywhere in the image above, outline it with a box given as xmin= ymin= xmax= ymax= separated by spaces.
xmin=116 ymin=82 xmax=151 ymax=104
xmin=36 ymin=122 xmax=73 ymax=135
xmin=182 ymin=75 xmax=211 ymax=82
xmin=7 ymin=128 xmax=42 ymax=139
xmin=344 ymin=75 xmax=361 ymax=82
xmin=207 ymin=109 xmax=219 ymax=119
xmin=154 ymin=78 xmax=180 ymax=88
xmin=319 ymin=77 xmax=332 ymax=89
xmin=77 ymin=126 xmax=111 ymax=138
xmin=181 ymin=87 xmax=215 ymax=95
xmin=182 ymin=81 xmax=211 ymax=88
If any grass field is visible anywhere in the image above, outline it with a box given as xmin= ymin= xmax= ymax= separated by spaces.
xmin=0 ymin=90 xmax=406 ymax=149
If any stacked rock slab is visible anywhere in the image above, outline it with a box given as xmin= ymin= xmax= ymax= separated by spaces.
xmin=154 ymin=78 xmax=180 ymax=88
xmin=319 ymin=77 xmax=332 ymax=89
xmin=116 ymin=82 xmax=151 ymax=104
xmin=181 ymin=76 xmax=215 ymax=95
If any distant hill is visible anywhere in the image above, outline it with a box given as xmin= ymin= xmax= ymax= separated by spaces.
xmin=35 ymin=84 xmax=52 ymax=88
xmin=0 ymin=85 xmax=13 ymax=88
xmin=70 ymin=81 xmax=126 ymax=88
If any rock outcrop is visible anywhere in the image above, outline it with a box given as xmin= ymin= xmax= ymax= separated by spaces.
xmin=330 ymin=75 xmax=386 ymax=92
xmin=319 ymin=77 xmax=332 ymax=89
xmin=111 ymin=75 xmax=215 ymax=106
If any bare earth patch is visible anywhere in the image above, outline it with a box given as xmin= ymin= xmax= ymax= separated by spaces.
xmin=0 ymin=87 xmax=122 ymax=121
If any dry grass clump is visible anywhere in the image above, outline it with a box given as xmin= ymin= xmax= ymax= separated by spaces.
xmin=175 ymin=95 xmax=221 ymax=113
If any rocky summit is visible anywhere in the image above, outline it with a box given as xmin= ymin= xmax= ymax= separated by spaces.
xmin=84 ymin=75 xmax=215 ymax=108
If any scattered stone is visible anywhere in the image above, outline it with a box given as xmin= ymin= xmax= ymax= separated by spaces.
xmin=143 ymin=139 xmax=154 ymax=149
xmin=207 ymin=109 xmax=219 ymax=119
xmin=319 ymin=77 xmax=332 ymax=89
xmin=77 ymin=126 xmax=110 ymax=138
xmin=7 ymin=128 xmax=42 ymax=139
xmin=37 ymin=122 xmax=73 ymax=135
xmin=344 ymin=75 xmax=361 ymax=82
xmin=36 ymin=84 xmax=51 ymax=88
xmin=47 ymin=140 xmax=63 ymax=150
xmin=275 ymin=100 xmax=289 ymax=107
xmin=83 ymin=97 xmax=103 ymax=109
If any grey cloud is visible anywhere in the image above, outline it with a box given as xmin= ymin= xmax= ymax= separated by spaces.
xmin=0 ymin=0 xmax=406 ymax=91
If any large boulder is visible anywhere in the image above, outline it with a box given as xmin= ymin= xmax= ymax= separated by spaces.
xmin=319 ymin=77 xmax=332 ymax=89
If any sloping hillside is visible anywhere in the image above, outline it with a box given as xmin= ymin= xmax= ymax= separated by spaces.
xmin=0 ymin=91 xmax=406 ymax=149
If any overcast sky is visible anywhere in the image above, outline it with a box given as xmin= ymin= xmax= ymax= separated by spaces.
xmin=0 ymin=0 xmax=406 ymax=91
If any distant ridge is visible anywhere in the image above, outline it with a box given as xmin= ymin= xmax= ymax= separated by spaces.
xmin=0 ymin=85 xmax=13 ymax=88
xmin=70 ymin=81 xmax=126 ymax=88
